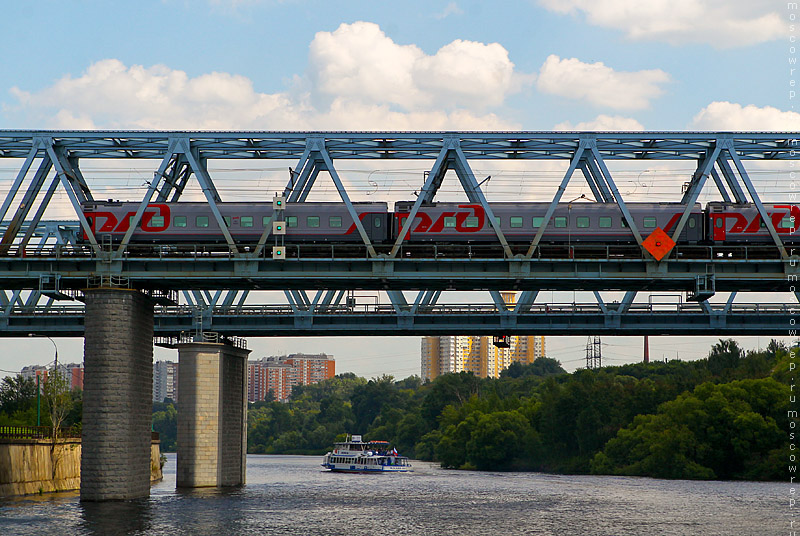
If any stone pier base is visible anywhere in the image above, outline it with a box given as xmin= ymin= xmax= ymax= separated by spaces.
xmin=176 ymin=342 xmax=250 ymax=488
xmin=81 ymin=289 xmax=153 ymax=501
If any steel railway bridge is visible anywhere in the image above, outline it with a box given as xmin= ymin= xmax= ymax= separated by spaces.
xmin=0 ymin=130 xmax=797 ymax=500
xmin=0 ymin=130 xmax=797 ymax=338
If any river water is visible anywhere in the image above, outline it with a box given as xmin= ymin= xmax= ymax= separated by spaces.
xmin=0 ymin=454 xmax=787 ymax=535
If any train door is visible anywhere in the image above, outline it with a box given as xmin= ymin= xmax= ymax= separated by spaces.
xmin=711 ymin=214 xmax=726 ymax=241
xmin=358 ymin=212 xmax=387 ymax=242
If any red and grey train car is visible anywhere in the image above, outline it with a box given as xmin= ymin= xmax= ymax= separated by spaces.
xmin=80 ymin=200 xmax=798 ymax=246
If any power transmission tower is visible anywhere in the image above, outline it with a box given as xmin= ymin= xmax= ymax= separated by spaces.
xmin=585 ymin=336 xmax=602 ymax=369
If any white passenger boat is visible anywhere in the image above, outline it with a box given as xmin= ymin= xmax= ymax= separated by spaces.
xmin=322 ymin=435 xmax=412 ymax=473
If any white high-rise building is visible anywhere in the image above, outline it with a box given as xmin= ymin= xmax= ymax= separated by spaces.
xmin=153 ymin=361 xmax=179 ymax=403
xmin=420 ymin=292 xmax=546 ymax=381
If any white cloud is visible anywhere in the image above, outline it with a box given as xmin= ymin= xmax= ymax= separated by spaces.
xmin=554 ymin=114 xmax=644 ymax=131
xmin=536 ymin=55 xmax=669 ymax=110
xmin=690 ymin=101 xmax=800 ymax=130
xmin=309 ymin=21 xmax=521 ymax=110
xmin=7 ymin=22 xmax=526 ymax=131
xmin=434 ymin=2 xmax=464 ymax=19
xmin=537 ymin=0 xmax=782 ymax=48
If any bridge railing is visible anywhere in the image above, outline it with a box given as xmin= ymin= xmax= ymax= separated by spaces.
xmin=0 ymin=238 xmax=790 ymax=261
xmin=2 ymin=302 xmax=795 ymax=316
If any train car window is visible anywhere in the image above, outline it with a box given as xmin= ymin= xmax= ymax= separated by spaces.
xmin=715 ymin=219 xmax=723 ymax=228
xmin=444 ymin=216 xmax=456 ymax=228
xmin=308 ymin=216 xmax=320 ymax=228
xmin=241 ymin=216 xmax=253 ymax=228
xmin=688 ymin=218 xmax=696 ymax=229
xmin=174 ymin=216 xmax=187 ymax=228
xmin=374 ymin=217 xmax=381 ymax=228
xmin=643 ymin=217 xmax=657 ymax=229
xmin=287 ymin=216 xmax=298 ymax=228
xmin=223 ymin=216 xmax=232 ymax=227
xmin=760 ymin=220 xmax=765 ymax=228
xmin=781 ymin=216 xmax=795 ymax=229
xmin=150 ymin=215 xmax=165 ymax=227
xmin=329 ymin=216 xmax=342 ymax=228
xmin=465 ymin=216 xmax=479 ymax=228
xmin=554 ymin=217 xmax=567 ymax=228
xmin=576 ymin=217 xmax=590 ymax=228
xmin=598 ymin=217 xmax=612 ymax=228
xmin=129 ymin=215 xmax=138 ymax=227
xmin=621 ymin=218 xmax=629 ymax=228
xmin=510 ymin=216 xmax=523 ymax=228
xmin=262 ymin=216 xmax=270 ymax=227
xmin=86 ymin=216 xmax=94 ymax=226
xmin=532 ymin=217 xmax=544 ymax=228
xmin=196 ymin=216 xmax=209 ymax=228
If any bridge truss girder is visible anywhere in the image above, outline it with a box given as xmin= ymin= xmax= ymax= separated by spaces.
xmin=0 ymin=130 xmax=797 ymax=338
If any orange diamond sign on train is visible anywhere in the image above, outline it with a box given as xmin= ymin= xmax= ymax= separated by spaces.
xmin=642 ymin=227 xmax=676 ymax=261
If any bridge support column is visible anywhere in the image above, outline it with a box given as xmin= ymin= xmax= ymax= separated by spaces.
xmin=176 ymin=341 xmax=250 ymax=488
xmin=81 ymin=289 xmax=153 ymax=501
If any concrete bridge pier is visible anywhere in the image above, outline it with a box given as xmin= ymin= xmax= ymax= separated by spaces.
xmin=176 ymin=341 xmax=250 ymax=488
xmin=81 ymin=289 xmax=154 ymax=501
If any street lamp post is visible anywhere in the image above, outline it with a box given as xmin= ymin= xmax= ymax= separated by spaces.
xmin=27 ymin=334 xmax=59 ymax=428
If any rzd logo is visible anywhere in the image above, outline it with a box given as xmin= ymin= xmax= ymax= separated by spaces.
xmin=84 ymin=204 xmax=171 ymax=238
xmin=395 ymin=204 xmax=485 ymax=239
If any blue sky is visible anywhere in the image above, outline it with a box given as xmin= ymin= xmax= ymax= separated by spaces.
xmin=1 ymin=0 xmax=795 ymax=131
xmin=0 ymin=0 xmax=796 ymax=377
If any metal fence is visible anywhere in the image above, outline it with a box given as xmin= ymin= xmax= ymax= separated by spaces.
xmin=0 ymin=425 xmax=81 ymax=439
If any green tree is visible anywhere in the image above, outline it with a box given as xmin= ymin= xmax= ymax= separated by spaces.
xmin=42 ymin=368 xmax=72 ymax=438
xmin=0 ymin=375 xmax=37 ymax=416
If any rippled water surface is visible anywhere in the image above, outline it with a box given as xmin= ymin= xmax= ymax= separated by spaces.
xmin=0 ymin=454 xmax=787 ymax=535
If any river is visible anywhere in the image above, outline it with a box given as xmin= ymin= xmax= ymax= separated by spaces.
xmin=0 ymin=454 xmax=787 ymax=535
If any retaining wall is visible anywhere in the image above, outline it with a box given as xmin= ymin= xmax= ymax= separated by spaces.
xmin=0 ymin=439 xmax=162 ymax=497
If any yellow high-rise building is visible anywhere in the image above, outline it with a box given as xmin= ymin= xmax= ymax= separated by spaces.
xmin=420 ymin=293 xmax=546 ymax=381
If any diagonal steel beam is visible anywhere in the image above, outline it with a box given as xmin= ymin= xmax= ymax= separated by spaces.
xmin=19 ymin=172 xmax=60 ymax=250
xmin=579 ymin=161 xmax=603 ymax=202
xmin=452 ymin=146 xmax=512 ymax=258
xmin=525 ymin=141 xmax=587 ymax=258
xmin=115 ymin=138 xmax=180 ymax=258
xmin=0 ymin=152 xmax=52 ymax=250
xmin=0 ymin=141 xmax=40 ymax=223
xmin=316 ymin=142 xmax=377 ymax=258
xmin=180 ymin=139 xmax=239 ymax=254
xmin=513 ymin=290 xmax=539 ymax=313
xmin=389 ymin=144 xmax=451 ymax=258
xmin=669 ymin=144 xmax=721 ymax=245
xmin=284 ymin=145 xmax=313 ymax=202
xmin=709 ymin=167 xmax=732 ymax=203
xmin=42 ymin=141 xmax=101 ymax=254
xmin=724 ymin=139 xmax=788 ymax=259
xmin=589 ymin=144 xmax=643 ymax=246
xmin=490 ymin=290 xmax=508 ymax=312
xmin=717 ymin=156 xmax=748 ymax=203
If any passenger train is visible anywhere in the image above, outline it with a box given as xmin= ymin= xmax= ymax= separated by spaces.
xmin=80 ymin=200 xmax=799 ymax=246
